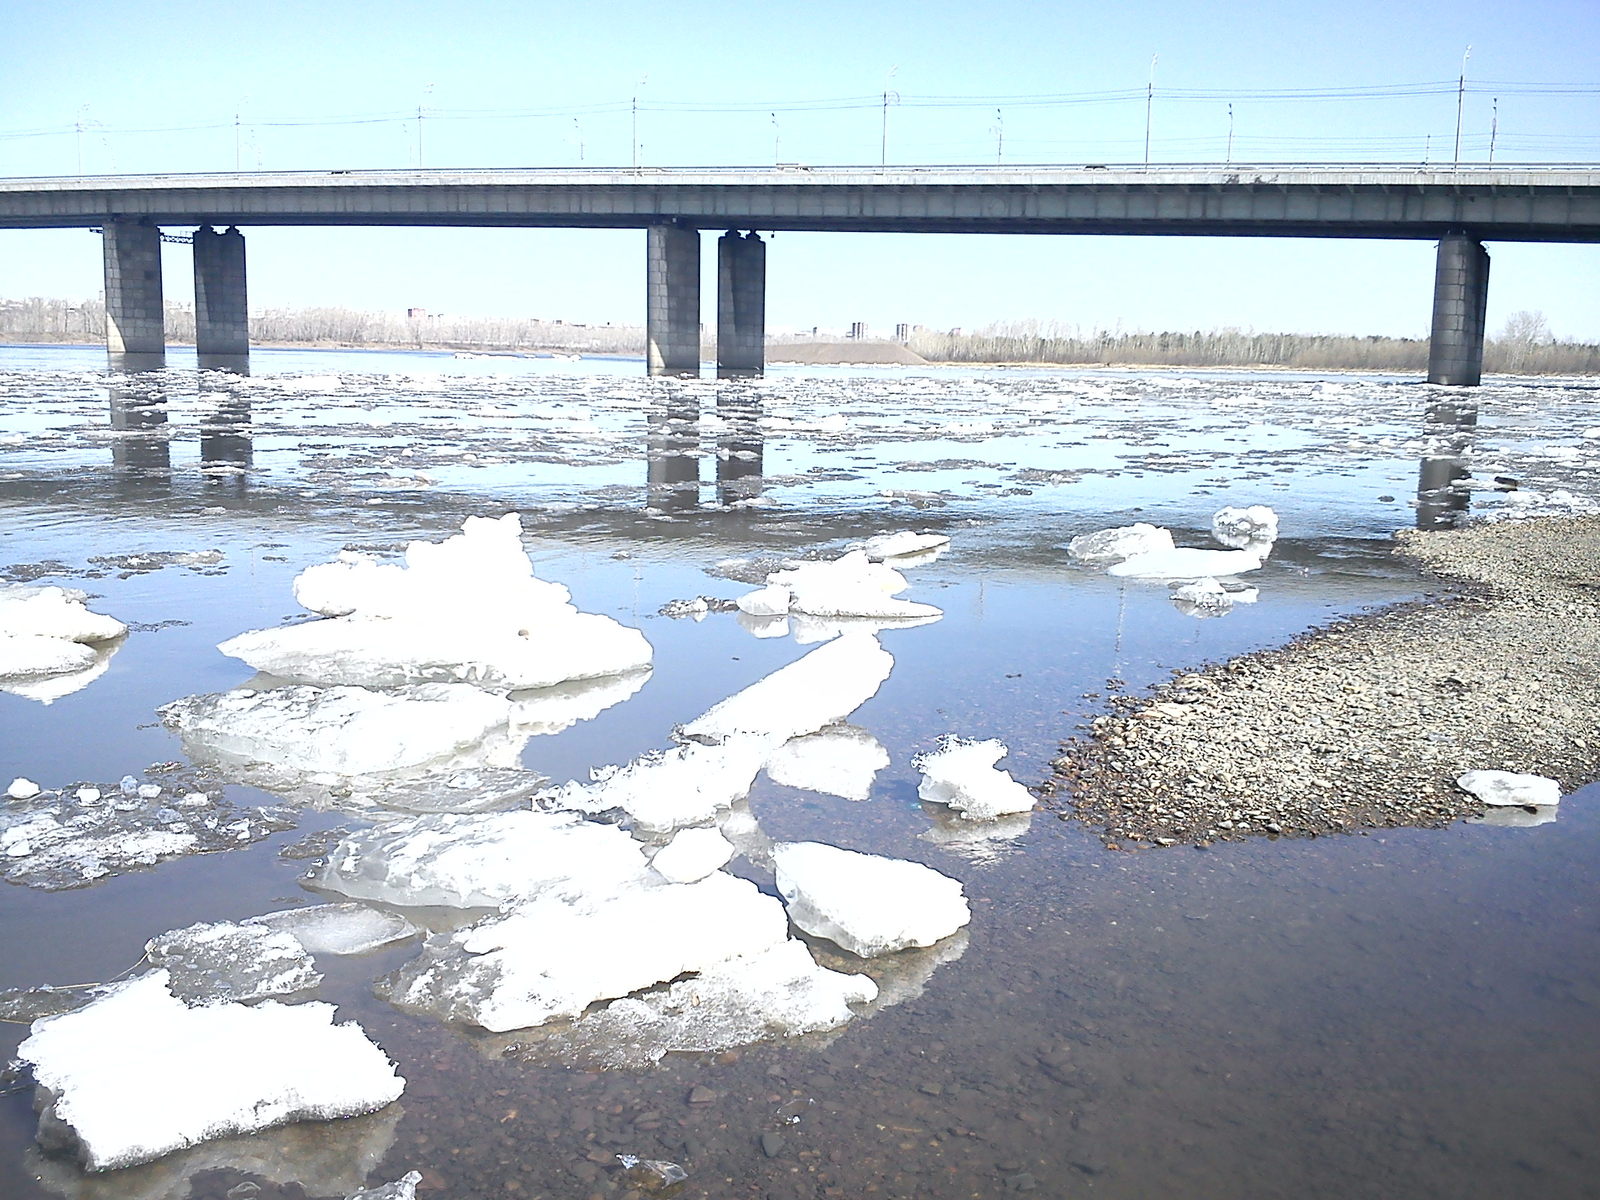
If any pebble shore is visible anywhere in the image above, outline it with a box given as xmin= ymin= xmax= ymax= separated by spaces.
xmin=1043 ymin=515 xmax=1600 ymax=848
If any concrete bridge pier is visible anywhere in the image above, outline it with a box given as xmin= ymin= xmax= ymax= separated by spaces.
xmin=102 ymin=218 xmax=166 ymax=370
xmin=1428 ymin=234 xmax=1490 ymax=386
xmin=717 ymin=231 xmax=766 ymax=376
xmin=193 ymin=226 xmax=249 ymax=371
xmin=647 ymin=224 xmax=701 ymax=376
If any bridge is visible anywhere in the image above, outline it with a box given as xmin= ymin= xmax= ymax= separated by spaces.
xmin=3 ymin=165 xmax=1599 ymax=382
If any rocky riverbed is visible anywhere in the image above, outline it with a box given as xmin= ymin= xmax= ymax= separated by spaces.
xmin=1043 ymin=514 xmax=1600 ymax=848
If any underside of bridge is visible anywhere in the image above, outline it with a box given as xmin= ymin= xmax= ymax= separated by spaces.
xmin=95 ymin=218 xmax=1494 ymax=385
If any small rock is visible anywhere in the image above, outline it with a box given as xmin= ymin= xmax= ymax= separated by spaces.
xmin=760 ymin=1132 xmax=786 ymax=1158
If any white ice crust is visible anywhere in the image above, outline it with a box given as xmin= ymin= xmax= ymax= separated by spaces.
xmin=914 ymin=736 xmax=1036 ymax=819
xmin=765 ymin=725 xmax=890 ymax=801
xmin=538 ymin=739 xmax=769 ymax=831
xmin=679 ymin=634 xmax=894 ymax=745
xmin=649 ymin=827 xmax=736 ymax=883
xmin=763 ymin=550 xmax=942 ymax=619
xmin=772 ymin=842 xmax=971 ymax=957
xmin=1456 ymin=769 xmax=1562 ymax=808
xmin=219 ymin=514 xmax=652 ymax=691
xmin=247 ymin=904 xmax=419 ymax=956
xmin=18 ymin=972 xmax=404 ymax=1172
xmin=0 ymin=585 xmax=126 ymax=645
xmin=1171 ymin=577 xmax=1261 ymax=616
xmin=1067 ymin=523 xmax=1175 ymax=565
xmin=0 ymin=633 xmax=98 ymax=679
xmin=144 ymin=921 xmax=322 ymax=1005
xmin=381 ymin=872 xmax=790 ymax=1032
xmin=1211 ymin=504 xmax=1280 ymax=548
xmin=1107 ymin=546 xmax=1267 ymax=579
xmin=160 ymin=684 xmax=516 ymax=777
xmin=309 ymin=810 xmax=652 ymax=909
xmin=861 ymin=531 xmax=951 ymax=561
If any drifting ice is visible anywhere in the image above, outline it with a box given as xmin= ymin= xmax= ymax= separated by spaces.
xmin=0 ymin=584 xmax=126 ymax=644
xmin=760 ymin=550 xmax=942 ymax=619
xmin=649 ymin=826 xmax=737 ymax=883
xmin=247 ymin=903 xmax=419 ymax=956
xmin=1067 ymin=523 xmax=1174 ymax=565
xmin=773 ymin=842 xmax=971 ymax=957
xmin=538 ymin=739 xmax=769 ymax=831
xmin=1211 ymin=504 xmax=1280 ymax=548
xmin=914 ymin=736 xmax=1035 ymax=819
xmin=765 ymin=725 xmax=890 ymax=801
xmin=144 ymin=921 xmax=322 ymax=1005
xmin=1456 ymin=770 xmax=1562 ymax=808
xmin=1107 ymin=546 xmax=1267 ymax=579
xmin=1171 ymin=577 xmax=1260 ymax=617
xmin=861 ymin=531 xmax=951 ymax=561
xmin=17 ymin=972 xmax=404 ymax=1172
xmin=379 ymin=872 xmax=789 ymax=1031
xmin=218 ymin=514 xmax=652 ymax=691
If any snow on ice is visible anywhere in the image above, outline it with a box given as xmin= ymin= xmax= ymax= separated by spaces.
xmin=1067 ymin=523 xmax=1174 ymax=565
xmin=17 ymin=971 xmax=404 ymax=1172
xmin=860 ymin=530 xmax=951 ymax=562
xmin=1456 ymin=769 xmax=1562 ymax=808
xmin=648 ymin=826 xmax=737 ymax=884
xmin=537 ymin=739 xmax=770 ymax=832
xmin=765 ymin=725 xmax=890 ymax=802
xmin=1211 ymin=504 xmax=1280 ymax=548
xmin=0 ymin=585 xmax=125 ymax=702
xmin=773 ymin=842 xmax=971 ymax=957
xmin=144 ymin=921 xmax=322 ymax=1004
xmin=748 ymin=550 xmax=942 ymax=620
xmin=914 ymin=736 xmax=1036 ymax=819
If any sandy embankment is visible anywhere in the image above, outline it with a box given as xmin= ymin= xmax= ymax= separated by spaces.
xmin=1042 ymin=516 xmax=1600 ymax=847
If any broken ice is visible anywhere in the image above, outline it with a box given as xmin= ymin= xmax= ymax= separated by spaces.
xmin=538 ymin=739 xmax=769 ymax=832
xmin=1211 ymin=504 xmax=1280 ymax=548
xmin=753 ymin=550 xmax=942 ymax=620
xmin=1107 ymin=546 xmax=1267 ymax=580
xmin=1067 ymin=523 xmax=1174 ymax=565
xmin=1170 ymin=577 xmax=1260 ymax=618
xmin=914 ymin=736 xmax=1035 ymax=819
xmin=0 ymin=584 xmax=126 ymax=643
xmin=649 ymin=826 xmax=736 ymax=883
xmin=145 ymin=920 xmax=322 ymax=1004
xmin=773 ymin=841 xmax=971 ymax=957
xmin=18 ymin=971 xmax=404 ymax=1172
xmin=247 ymin=903 xmax=418 ymax=956
xmin=765 ymin=725 xmax=889 ymax=802
xmin=1456 ymin=769 xmax=1562 ymax=808
xmin=860 ymin=530 xmax=951 ymax=561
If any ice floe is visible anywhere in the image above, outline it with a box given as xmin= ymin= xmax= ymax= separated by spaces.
xmin=308 ymin=809 xmax=651 ymax=909
xmin=679 ymin=633 xmax=894 ymax=745
xmin=18 ymin=971 xmax=404 ymax=1172
xmin=144 ymin=920 xmax=322 ymax=1004
xmin=755 ymin=550 xmax=942 ymax=620
xmin=861 ymin=530 xmax=951 ymax=561
xmin=1170 ymin=576 xmax=1261 ymax=617
xmin=648 ymin=826 xmax=736 ymax=883
xmin=509 ymin=668 xmax=650 ymax=736
xmin=0 ymin=584 xmax=126 ymax=644
xmin=378 ymin=871 xmax=789 ymax=1031
xmin=1067 ymin=523 xmax=1174 ymax=565
xmin=1211 ymin=504 xmax=1280 ymax=548
xmin=1107 ymin=545 xmax=1267 ymax=580
xmin=218 ymin=514 xmax=652 ymax=691
xmin=538 ymin=739 xmax=769 ymax=832
xmin=765 ymin=725 xmax=890 ymax=801
xmin=1456 ymin=769 xmax=1562 ymax=808
xmin=0 ymin=638 xmax=121 ymax=704
xmin=772 ymin=842 xmax=971 ymax=957
xmin=914 ymin=736 xmax=1035 ymax=819
xmin=246 ymin=903 xmax=419 ymax=956
xmin=0 ymin=780 xmax=294 ymax=891
xmin=160 ymin=683 xmax=518 ymax=778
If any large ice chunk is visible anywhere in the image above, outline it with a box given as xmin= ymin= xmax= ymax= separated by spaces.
xmin=772 ymin=842 xmax=971 ymax=957
xmin=761 ymin=550 xmax=942 ymax=619
xmin=378 ymin=872 xmax=789 ymax=1031
xmin=0 ymin=585 xmax=126 ymax=644
xmin=1107 ymin=546 xmax=1267 ymax=579
xmin=1067 ymin=523 xmax=1174 ymax=565
xmin=1170 ymin=576 xmax=1260 ymax=617
xmin=18 ymin=972 xmax=404 ymax=1172
xmin=144 ymin=921 xmax=322 ymax=1004
xmin=1456 ymin=770 xmax=1562 ymax=808
xmin=160 ymin=684 xmax=517 ymax=778
xmin=1211 ymin=504 xmax=1280 ymax=548
xmin=765 ymin=725 xmax=890 ymax=801
xmin=538 ymin=739 xmax=769 ymax=831
xmin=219 ymin=514 xmax=652 ymax=692
xmin=247 ymin=903 xmax=418 ymax=956
xmin=679 ymin=634 xmax=894 ymax=745
xmin=914 ymin=736 xmax=1035 ymax=819
xmin=308 ymin=810 xmax=651 ymax=909
xmin=0 ymin=633 xmax=98 ymax=679
xmin=509 ymin=940 xmax=878 ymax=1068
xmin=649 ymin=826 xmax=736 ymax=883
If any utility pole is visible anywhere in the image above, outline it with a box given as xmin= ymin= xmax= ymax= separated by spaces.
xmin=881 ymin=66 xmax=898 ymax=170
xmin=1489 ymin=97 xmax=1498 ymax=163
xmin=632 ymin=74 xmax=648 ymax=171
xmin=1144 ymin=54 xmax=1157 ymax=166
xmin=772 ymin=112 xmax=780 ymax=164
xmin=1226 ymin=103 xmax=1234 ymax=164
xmin=994 ymin=107 xmax=1003 ymax=164
xmin=1453 ymin=45 xmax=1470 ymax=165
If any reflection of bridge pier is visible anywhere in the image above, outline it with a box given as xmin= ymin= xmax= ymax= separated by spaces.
xmin=107 ymin=374 xmax=171 ymax=480
xmin=645 ymin=393 xmax=701 ymax=511
xmin=715 ymin=390 xmax=764 ymax=507
xmin=200 ymin=375 xmax=254 ymax=493
xmin=1415 ymin=396 xmax=1479 ymax=529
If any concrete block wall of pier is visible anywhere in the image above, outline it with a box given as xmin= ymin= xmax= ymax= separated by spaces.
xmin=102 ymin=219 xmax=166 ymax=370
xmin=1427 ymin=234 xmax=1491 ymax=387
xmin=192 ymin=225 xmax=249 ymax=371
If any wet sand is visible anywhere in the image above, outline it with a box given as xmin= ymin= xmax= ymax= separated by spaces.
xmin=1045 ymin=514 xmax=1600 ymax=847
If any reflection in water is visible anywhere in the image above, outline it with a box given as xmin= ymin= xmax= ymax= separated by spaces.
xmin=645 ymin=397 xmax=700 ymax=512
xmin=198 ymin=368 xmax=253 ymax=492
xmin=104 ymin=369 xmax=256 ymax=492
xmin=716 ymin=390 xmax=764 ymax=507
xmin=1416 ymin=397 xmax=1479 ymax=530
xmin=105 ymin=375 xmax=169 ymax=481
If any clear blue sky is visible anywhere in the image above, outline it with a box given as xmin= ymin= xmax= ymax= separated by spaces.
xmin=4 ymin=0 xmax=1598 ymax=339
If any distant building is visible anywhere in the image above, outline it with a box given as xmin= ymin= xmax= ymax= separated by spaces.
xmin=407 ymin=307 xmax=428 ymax=320
xmin=849 ymin=321 xmax=867 ymax=340
xmin=894 ymin=323 xmax=910 ymax=343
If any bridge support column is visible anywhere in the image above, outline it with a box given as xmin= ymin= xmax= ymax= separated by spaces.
xmin=1427 ymin=234 xmax=1490 ymax=387
xmin=102 ymin=218 xmax=165 ymax=370
xmin=647 ymin=224 xmax=700 ymax=376
xmin=717 ymin=230 xmax=765 ymax=376
xmin=193 ymin=225 xmax=249 ymax=371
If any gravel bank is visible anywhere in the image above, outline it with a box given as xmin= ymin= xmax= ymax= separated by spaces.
xmin=1042 ymin=515 xmax=1600 ymax=847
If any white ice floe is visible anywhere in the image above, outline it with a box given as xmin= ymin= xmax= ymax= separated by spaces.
xmin=246 ymin=904 xmax=419 ymax=956
xmin=1210 ymin=504 xmax=1280 ymax=548
xmin=764 ymin=550 xmax=942 ymax=619
xmin=309 ymin=809 xmax=651 ymax=909
xmin=0 ymin=638 xmax=121 ymax=704
xmin=160 ymin=684 xmax=517 ymax=778
xmin=18 ymin=971 xmax=404 ymax=1172
xmin=0 ymin=585 xmax=126 ymax=645
xmin=144 ymin=921 xmax=322 ymax=1004
xmin=772 ymin=842 xmax=971 ymax=957
xmin=861 ymin=531 xmax=951 ymax=561
xmin=1456 ymin=769 xmax=1562 ymax=808
xmin=735 ymin=585 xmax=792 ymax=618
xmin=1107 ymin=546 xmax=1267 ymax=580
xmin=346 ymin=1171 xmax=423 ymax=1200
xmin=679 ymin=634 xmax=894 ymax=745
xmin=649 ymin=827 xmax=736 ymax=883
xmin=538 ymin=739 xmax=770 ymax=831
xmin=512 ymin=940 xmax=877 ymax=1068
xmin=378 ymin=872 xmax=789 ymax=1032
xmin=789 ymin=611 xmax=942 ymax=645
xmin=765 ymin=725 xmax=890 ymax=802
xmin=1066 ymin=523 xmax=1174 ymax=565
xmin=914 ymin=736 xmax=1035 ymax=819
xmin=8 ymin=777 xmax=41 ymax=800
xmin=1170 ymin=577 xmax=1261 ymax=617
xmin=219 ymin=514 xmax=652 ymax=692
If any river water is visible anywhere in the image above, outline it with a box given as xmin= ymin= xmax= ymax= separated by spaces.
xmin=1 ymin=346 xmax=1597 ymax=1200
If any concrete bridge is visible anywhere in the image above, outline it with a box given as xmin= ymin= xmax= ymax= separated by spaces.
xmin=3 ymin=165 xmax=1598 ymax=382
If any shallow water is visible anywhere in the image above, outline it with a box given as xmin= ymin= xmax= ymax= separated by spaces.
xmin=2 ymin=346 xmax=1598 ymax=1200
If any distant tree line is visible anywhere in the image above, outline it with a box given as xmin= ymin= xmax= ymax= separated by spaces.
xmin=1 ymin=298 xmax=1595 ymax=373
